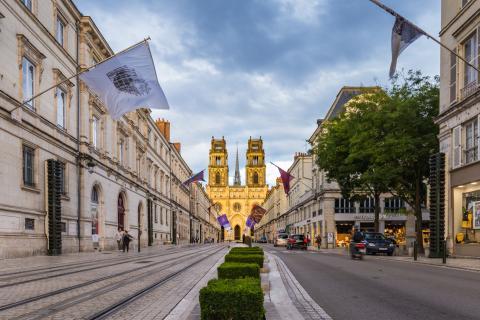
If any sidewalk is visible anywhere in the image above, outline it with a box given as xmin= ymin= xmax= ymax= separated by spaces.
xmin=264 ymin=252 xmax=332 ymax=320
xmin=314 ymin=246 xmax=480 ymax=272
xmin=0 ymin=243 xmax=205 ymax=272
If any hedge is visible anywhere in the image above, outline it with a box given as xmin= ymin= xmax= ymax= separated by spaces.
xmin=200 ymin=278 xmax=264 ymax=320
xmin=224 ymin=254 xmax=264 ymax=268
xmin=217 ymin=262 xmax=260 ymax=279
xmin=230 ymin=247 xmax=264 ymax=255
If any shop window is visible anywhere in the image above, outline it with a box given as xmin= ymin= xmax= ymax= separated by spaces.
xmin=359 ymin=197 xmax=375 ymax=213
xmin=334 ymin=198 xmax=354 ymax=213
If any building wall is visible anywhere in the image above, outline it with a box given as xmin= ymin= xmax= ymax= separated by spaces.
xmin=439 ymin=0 xmax=480 ymax=256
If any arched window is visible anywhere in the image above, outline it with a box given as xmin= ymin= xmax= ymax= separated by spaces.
xmin=91 ymin=186 xmax=99 ymax=204
xmin=253 ymin=172 xmax=259 ymax=184
xmin=215 ymin=172 xmax=221 ymax=185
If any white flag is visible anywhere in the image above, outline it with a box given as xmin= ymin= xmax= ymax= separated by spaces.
xmin=389 ymin=17 xmax=423 ymax=78
xmin=80 ymin=42 xmax=169 ymax=119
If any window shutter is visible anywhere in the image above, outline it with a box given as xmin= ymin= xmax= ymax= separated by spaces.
xmin=450 ymin=49 xmax=457 ymax=103
xmin=453 ymin=125 xmax=462 ymax=168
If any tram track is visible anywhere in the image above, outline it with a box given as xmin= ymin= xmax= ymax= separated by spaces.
xmin=87 ymin=246 xmax=226 ymax=320
xmin=2 ymin=245 xmax=226 ymax=320
xmin=0 ymin=245 xmax=210 ymax=288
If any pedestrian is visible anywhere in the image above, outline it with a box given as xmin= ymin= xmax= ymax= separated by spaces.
xmin=115 ymin=228 xmax=124 ymax=251
xmin=316 ymin=234 xmax=322 ymax=250
xmin=122 ymin=230 xmax=134 ymax=252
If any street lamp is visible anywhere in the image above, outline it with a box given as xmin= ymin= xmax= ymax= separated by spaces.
xmin=86 ymin=159 xmax=96 ymax=174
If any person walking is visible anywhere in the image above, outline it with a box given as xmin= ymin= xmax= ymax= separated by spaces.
xmin=315 ymin=234 xmax=322 ymax=250
xmin=115 ymin=228 xmax=124 ymax=251
xmin=122 ymin=230 xmax=134 ymax=252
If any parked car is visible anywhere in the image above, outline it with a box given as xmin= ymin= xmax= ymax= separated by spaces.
xmin=364 ymin=232 xmax=395 ymax=256
xmin=274 ymin=233 xmax=289 ymax=247
xmin=258 ymin=236 xmax=268 ymax=243
xmin=286 ymin=234 xmax=307 ymax=250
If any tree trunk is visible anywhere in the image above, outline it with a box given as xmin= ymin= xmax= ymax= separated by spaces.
xmin=415 ymin=177 xmax=424 ymax=253
xmin=374 ymin=192 xmax=381 ymax=233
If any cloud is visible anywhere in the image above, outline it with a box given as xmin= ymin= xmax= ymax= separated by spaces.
xmin=74 ymin=0 xmax=440 ymax=186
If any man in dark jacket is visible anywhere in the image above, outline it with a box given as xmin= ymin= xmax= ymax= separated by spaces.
xmin=123 ymin=230 xmax=134 ymax=252
xmin=351 ymin=226 xmax=364 ymax=255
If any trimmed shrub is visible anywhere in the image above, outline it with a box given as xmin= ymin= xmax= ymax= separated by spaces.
xmin=224 ymin=254 xmax=264 ymax=268
xmin=217 ymin=262 xmax=260 ymax=279
xmin=200 ymin=278 xmax=264 ymax=320
xmin=230 ymin=247 xmax=264 ymax=255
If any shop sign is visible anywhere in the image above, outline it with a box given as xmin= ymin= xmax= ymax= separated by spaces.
xmin=327 ymin=232 xmax=334 ymax=244
xmin=92 ymin=234 xmax=99 ymax=243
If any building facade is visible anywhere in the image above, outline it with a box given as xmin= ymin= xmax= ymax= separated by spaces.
xmin=439 ymin=0 xmax=480 ymax=256
xmin=255 ymin=87 xmax=428 ymax=250
xmin=255 ymin=177 xmax=287 ymax=242
xmin=206 ymin=137 xmax=268 ymax=241
xmin=0 ymin=0 xmax=219 ymax=258
xmin=191 ymin=182 xmax=221 ymax=243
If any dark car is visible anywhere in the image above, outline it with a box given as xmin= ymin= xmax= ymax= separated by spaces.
xmin=286 ymin=234 xmax=307 ymax=250
xmin=364 ymin=232 xmax=395 ymax=256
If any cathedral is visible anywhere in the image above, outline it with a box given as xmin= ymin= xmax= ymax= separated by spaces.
xmin=206 ymin=137 xmax=268 ymax=241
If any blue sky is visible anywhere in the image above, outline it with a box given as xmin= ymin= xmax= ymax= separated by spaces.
xmin=74 ymin=0 xmax=440 ymax=186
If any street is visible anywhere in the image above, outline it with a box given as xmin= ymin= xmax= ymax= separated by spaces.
xmin=263 ymin=245 xmax=480 ymax=320
xmin=0 ymin=244 xmax=226 ymax=320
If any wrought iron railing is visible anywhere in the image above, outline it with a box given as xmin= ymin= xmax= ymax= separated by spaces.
xmin=460 ymin=80 xmax=479 ymax=100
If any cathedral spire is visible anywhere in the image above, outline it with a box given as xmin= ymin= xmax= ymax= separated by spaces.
xmin=234 ymin=143 xmax=241 ymax=186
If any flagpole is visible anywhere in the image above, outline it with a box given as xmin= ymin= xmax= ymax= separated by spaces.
xmin=368 ymin=0 xmax=480 ymax=73
xmin=10 ymin=37 xmax=151 ymax=114
xmin=270 ymin=161 xmax=313 ymax=191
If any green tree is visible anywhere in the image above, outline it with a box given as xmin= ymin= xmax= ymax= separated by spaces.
xmin=383 ymin=71 xmax=439 ymax=252
xmin=316 ymin=90 xmax=396 ymax=232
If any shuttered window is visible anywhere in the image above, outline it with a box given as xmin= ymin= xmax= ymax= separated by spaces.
xmin=450 ymin=49 xmax=457 ymax=103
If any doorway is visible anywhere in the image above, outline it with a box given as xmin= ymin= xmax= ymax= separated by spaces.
xmin=118 ymin=193 xmax=125 ymax=230
xmin=234 ymin=225 xmax=241 ymax=241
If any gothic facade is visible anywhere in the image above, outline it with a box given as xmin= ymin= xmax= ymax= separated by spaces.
xmin=206 ymin=137 xmax=268 ymax=241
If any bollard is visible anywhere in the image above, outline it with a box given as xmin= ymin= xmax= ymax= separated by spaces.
xmin=442 ymin=240 xmax=447 ymax=264
xmin=413 ymin=241 xmax=417 ymax=261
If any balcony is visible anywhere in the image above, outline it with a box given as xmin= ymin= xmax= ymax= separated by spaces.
xmin=460 ymin=80 xmax=480 ymax=100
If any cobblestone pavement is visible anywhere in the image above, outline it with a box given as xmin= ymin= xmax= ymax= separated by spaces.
xmin=0 ymin=244 xmax=227 ymax=320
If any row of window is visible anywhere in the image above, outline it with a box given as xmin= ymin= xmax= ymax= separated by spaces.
xmin=452 ymin=117 xmax=480 ymax=168
xmin=21 ymin=0 xmax=67 ymax=48
xmin=334 ymin=197 xmax=405 ymax=214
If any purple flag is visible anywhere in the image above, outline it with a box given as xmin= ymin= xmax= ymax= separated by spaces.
xmin=278 ymin=167 xmax=294 ymax=194
xmin=183 ymin=170 xmax=205 ymax=185
xmin=217 ymin=214 xmax=231 ymax=230
xmin=246 ymin=216 xmax=255 ymax=228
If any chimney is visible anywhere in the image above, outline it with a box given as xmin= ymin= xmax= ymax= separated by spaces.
xmin=155 ymin=118 xmax=170 ymax=142
xmin=173 ymin=142 xmax=181 ymax=153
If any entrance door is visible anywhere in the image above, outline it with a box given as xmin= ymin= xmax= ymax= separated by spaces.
xmin=234 ymin=225 xmax=241 ymax=241
xmin=147 ymin=199 xmax=153 ymax=246
xmin=137 ymin=202 xmax=142 ymax=252
xmin=221 ymin=226 xmax=224 ymax=241
xmin=118 ymin=194 xmax=125 ymax=230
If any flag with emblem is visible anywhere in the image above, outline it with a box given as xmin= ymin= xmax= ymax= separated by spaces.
xmin=183 ymin=170 xmax=205 ymax=186
xmin=389 ymin=17 xmax=424 ymax=78
xmin=79 ymin=41 xmax=169 ymax=119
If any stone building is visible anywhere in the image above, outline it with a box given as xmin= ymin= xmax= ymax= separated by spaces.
xmin=438 ymin=0 xmax=480 ymax=256
xmin=0 ymin=0 xmax=219 ymax=258
xmin=0 ymin=0 xmax=81 ymax=257
xmin=191 ymin=182 xmax=221 ymax=243
xmin=254 ymin=177 xmax=287 ymax=243
xmin=206 ymin=137 xmax=268 ymax=241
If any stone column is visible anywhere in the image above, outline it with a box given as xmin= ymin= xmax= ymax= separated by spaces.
xmin=323 ymin=197 xmax=336 ymax=249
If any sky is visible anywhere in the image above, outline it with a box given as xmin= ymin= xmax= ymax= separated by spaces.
xmin=74 ymin=0 xmax=440 ymax=186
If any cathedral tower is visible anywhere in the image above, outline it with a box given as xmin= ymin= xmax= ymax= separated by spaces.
xmin=246 ymin=137 xmax=266 ymax=187
xmin=208 ymin=137 xmax=228 ymax=187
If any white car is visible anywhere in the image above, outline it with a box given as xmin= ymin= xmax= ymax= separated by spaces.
xmin=274 ymin=233 xmax=289 ymax=247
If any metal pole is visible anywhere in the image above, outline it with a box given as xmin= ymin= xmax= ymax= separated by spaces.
xmin=368 ymin=0 xmax=480 ymax=73
xmin=413 ymin=241 xmax=417 ymax=261
xmin=10 ymin=38 xmax=151 ymax=114
xmin=443 ymin=240 xmax=447 ymax=264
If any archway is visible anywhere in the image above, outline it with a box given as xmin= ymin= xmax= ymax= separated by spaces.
xmin=234 ymin=225 xmax=241 ymax=241
xmin=91 ymin=185 xmax=100 ymax=247
xmin=118 ymin=193 xmax=126 ymax=230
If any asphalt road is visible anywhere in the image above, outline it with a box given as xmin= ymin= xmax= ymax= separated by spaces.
xmin=263 ymin=245 xmax=480 ymax=320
